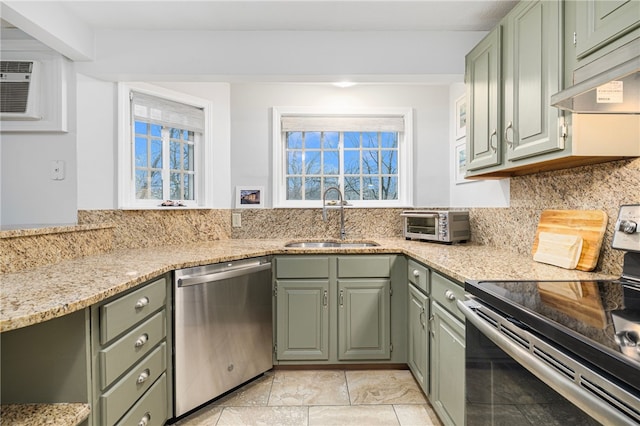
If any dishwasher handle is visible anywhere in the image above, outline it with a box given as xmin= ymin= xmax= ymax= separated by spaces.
xmin=176 ymin=262 xmax=271 ymax=287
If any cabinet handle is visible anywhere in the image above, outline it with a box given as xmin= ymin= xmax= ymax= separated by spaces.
xmin=419 ymin=309 xmax=426 ymax=328
xmin=504 ymin=121 xmax=514 ymax=148
xmin=138 ymin=412 xmax=151 ymax=426
xmin=489 ymin=128 xmax=498 ymax=152
xmin=136 ymin=369 xmax=150 ymax=384
xmin=412 ymin=269 xmax=420 ymax=278
xmin=134 ymin=333 xmax=149 ymax=348
xmin=323 ymin=290 xmax=328 ymax=307
xmin=429 ymin=315 xmax=435 ymax=337
xmin=445 ymin=290 xmax=456 ymax=301
xmin=339 ymin=289 xmax=344 ymax=307
xmin=135 ymin=296 xmax=150 ymax=309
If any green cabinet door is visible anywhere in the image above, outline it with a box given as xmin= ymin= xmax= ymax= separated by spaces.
xmin=466 ymin=25 xmax=502 ymax=171
xmin=337 ymin=279 xmax=391 ymax=360
xmin=576 ymin=0 xmax=640 ymax=59
xmin=430 ymin=301 xmax=465 ymax=426
xmin=276 ymin=279 xmax=330 ymax=361
xmin=408 ymin=284 xmax=429 ymax=395
xmin=503 ymin=0 xmax=564 ymax=162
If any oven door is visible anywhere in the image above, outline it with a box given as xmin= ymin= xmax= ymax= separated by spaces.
xmin=458 ymin=299 xmax=639 ymax=426
xmin=403 ymin=213 xmax=439 ymax=240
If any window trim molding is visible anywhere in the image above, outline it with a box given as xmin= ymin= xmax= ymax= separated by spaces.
xmin=272 ymin=106 xmax=414 ymax=208
xmin=118 ymin=82 xmax=214 ymax=209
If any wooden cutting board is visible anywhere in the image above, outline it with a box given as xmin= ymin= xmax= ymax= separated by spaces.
xmin=531 ymin=210 xmax=608 ymax=271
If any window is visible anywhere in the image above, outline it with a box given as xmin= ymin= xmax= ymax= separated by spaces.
xmin=273 ymin=108 xmax=413 ymax=207
xmin=118 ymin=83 xmax=214 ymax=209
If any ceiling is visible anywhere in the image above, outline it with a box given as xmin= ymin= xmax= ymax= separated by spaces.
xmin=56 ymin=0 xmax=518 ymax=32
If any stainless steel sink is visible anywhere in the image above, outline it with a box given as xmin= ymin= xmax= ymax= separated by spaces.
xmin=284 ymin=241 xmax=379 ymax=248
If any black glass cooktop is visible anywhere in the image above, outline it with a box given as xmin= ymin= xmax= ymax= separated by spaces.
xmin=465 ymin=278 xmax=640 ymax=394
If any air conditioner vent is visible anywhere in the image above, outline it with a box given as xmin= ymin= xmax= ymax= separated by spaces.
xmin=0 ymin=61 xmax=33 ymax=73
xmin=0 ymin=60 xmax=40 ymax=120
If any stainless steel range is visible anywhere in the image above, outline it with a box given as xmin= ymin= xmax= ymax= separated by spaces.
xmin=459 ymin=205 xmax=640 ymax=425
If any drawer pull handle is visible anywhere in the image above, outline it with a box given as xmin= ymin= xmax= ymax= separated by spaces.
xmin=412 ymin=270 xmax=420 ymax=278
xmin=134 ymin=333 xmax=149 ymax=348
xmin=136 ymin=369 xmax=150 ymax=384
xmin=445 ymin=290 xmax=456 ymax=301
xmin=138 ymin=412 xmax=151 ymax=426
xmin=135 ymin=297 xmax=150 ymax=309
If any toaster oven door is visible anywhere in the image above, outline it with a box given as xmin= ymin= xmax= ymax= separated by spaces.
xmin=405 ymin=214 xmax=439 ymax=239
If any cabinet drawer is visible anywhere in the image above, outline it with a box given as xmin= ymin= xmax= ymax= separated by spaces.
xmin=432 ymin=272 xmax=465 ymax=322
xmin=337 ymin=256 xmax=390 ymax=278
xmin=276 ymin=256 xmax=329 ymax=278
xmin=100 ymin=278 xmax=166 ymax=344
xmin=100 ymin=342 xmax=166 ymax=426
xmin=408 ymin=259 xmax=429 ymax=293
xmin=116 ymin=373 xmax=167 ymax=426
xmin=99 ymin=311 xmax=166 ymax=389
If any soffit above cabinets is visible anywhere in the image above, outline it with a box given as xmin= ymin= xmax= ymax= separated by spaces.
xmin=57 ymin=0 xmax=518 ymax=32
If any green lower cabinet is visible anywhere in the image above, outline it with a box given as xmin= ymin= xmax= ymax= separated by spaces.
xmin=407 ymin=284 xmax=429 ymax=395
xmin=275 ymin=280 xmax=330 ymax=360
xmin=337 ymin=279 xmax=391 ymax=360
xmin=430 ymin=301 xmax=465 ymax=426
xmin=274 ymin=255 xmax=404 ymax=365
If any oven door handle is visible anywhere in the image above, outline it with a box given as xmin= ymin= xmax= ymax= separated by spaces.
xmin=457 ymin=299 xmax=636 ymax=426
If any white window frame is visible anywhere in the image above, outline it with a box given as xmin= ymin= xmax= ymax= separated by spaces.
xmin=272 ymin=107 xmax=413 ymax=208
xmin=118 ymin=82 xmax=214 ymax=209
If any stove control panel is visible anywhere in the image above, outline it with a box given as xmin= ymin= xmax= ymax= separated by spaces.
xmin=613 ymin=204 xmax=640 ymax=253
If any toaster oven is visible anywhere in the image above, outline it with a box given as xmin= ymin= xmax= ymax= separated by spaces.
xmin=401 ymin=210 xmax=470 ymax=243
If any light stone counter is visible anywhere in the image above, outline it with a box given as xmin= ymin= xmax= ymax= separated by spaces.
xmin=0 ymin=238 xmax=617 ymax=333
xmin=0 ymin=403 xmax=90 ymax=426
xmin=0 ymin=237 xmax=618 ymax=426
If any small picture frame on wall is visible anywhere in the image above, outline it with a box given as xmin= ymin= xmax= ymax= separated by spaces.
xmin=454 ymin=140 xmax=469 ymax=185
xmin=455 ymin=95 xmax=467 ymax=140
xmin=236 ymin=186 xmax=264 ymax=208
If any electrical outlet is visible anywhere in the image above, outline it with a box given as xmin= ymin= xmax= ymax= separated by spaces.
xmin=232 ymin=213 xmax=242 ymax=227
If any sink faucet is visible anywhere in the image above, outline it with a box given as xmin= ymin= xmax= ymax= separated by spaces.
xmin=322 ymin=187 xmax=346 ymax=240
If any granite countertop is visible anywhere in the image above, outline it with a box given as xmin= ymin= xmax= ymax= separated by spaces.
xmin=0 ymin=237 xmax=617 ymax=333
xmin=0 ymin=403 xmax=90 ymax=426
xmin=0 ymin=237 xmax=618 ymax=426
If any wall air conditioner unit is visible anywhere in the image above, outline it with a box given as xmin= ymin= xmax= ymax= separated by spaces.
xmin=0 ymin=60 xmax=41 ymax=120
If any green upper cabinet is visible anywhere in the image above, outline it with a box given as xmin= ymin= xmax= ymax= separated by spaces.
xmin=575 ymin=0 xmax=640 ymax=60
xmin=466 ymin=0 xmax=564 ymax=175
xmin=465 ymin=0 xmax=640 ymax=179
xmin=503 ymin=0 xmax=564 ymax=161
xmin=465 ymin=26 xmax=502 ymax=171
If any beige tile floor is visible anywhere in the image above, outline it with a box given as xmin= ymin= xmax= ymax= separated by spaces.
xmin=175 ymin=369 xmax=443 ymax=426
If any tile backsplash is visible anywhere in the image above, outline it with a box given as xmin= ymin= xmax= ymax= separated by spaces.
xmin=4 ymin=158 xmax=637 ymax=275
xmin=471 ymin=158 xmax=639 ymax=276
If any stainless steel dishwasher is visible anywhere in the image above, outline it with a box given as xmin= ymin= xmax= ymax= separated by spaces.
xmin=173 ymin=256 xmax=273 ymax=417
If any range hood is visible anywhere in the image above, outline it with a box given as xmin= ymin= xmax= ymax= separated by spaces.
xmin=551 ymin=38 xmax=639 ymax=114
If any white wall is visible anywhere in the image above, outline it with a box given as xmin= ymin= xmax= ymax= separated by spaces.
xmin=76 ymin=74 xmax=117 ymax=210
xmin=449 ymin=83 xmax=509 ymax=208
xmin=76 ymin=79 xmax=232 ymax=210
xmin=230 ymin=83 xmax=452 ymax=208
xmin=1 ymin=69 xmax=77 ymax=227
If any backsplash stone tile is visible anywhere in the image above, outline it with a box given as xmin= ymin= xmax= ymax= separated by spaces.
xmin=230 ymin=208 xmax=404 ymax=240
xmin=471 ymin=158 xmax=639 ymax=276
xmin=1 ymin=227 xmax=114 ymax=274
xmin=78 ymin=209 xmax=231 ymax=249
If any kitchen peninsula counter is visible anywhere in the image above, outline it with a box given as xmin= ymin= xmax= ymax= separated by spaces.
xmin=0 ymin=237 xmax=617 ymax=333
